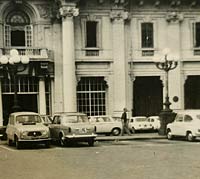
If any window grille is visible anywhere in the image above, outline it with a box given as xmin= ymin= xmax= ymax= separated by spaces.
xmin=4 ymin=25 xmax=11 ymax=47
xmin=77 ymin=77 xmax=107 ymax=116
xmin=2 ymin=77 xmax=38 ymax=94
xmin=25 ymin=25 xmax=33 ymax=47
xmin=141 ymin=23 xmax=154 ymax=48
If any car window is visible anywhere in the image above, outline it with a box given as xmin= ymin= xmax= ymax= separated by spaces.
xmin=16 ymin=115 xmax=42 ymax=124
xmin=62 ymin=115 xmax=88 ymax=123
xmin=176 ymin=115 xmax=183 ymax=122
xmin=135 ymin=118 xmax=147 ymax=122
xmin=9 ymin=116 xmax=14 ymax=125
xmin=184 ymin=115 xmax=193 ymax=122
xmin=53 ymin=116 xmax=60 ymax=124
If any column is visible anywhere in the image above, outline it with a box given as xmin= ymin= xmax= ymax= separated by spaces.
xmin=0 ymin=80 xmax=3 ymax=126
xmin=39 ymin=78 xmax=46 ymax=115
xmin=110 ymin=10 xmax=129 ymax=117
xmin=166 ymin=12 xmax=184 ymax=110
xmin=60 ymin=5 xmax=79 ymax=112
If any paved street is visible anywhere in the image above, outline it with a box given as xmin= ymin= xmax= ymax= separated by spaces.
xmin=1 ymin=138 xmax=200 ymax=179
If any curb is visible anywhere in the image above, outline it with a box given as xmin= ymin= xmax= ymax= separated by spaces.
xmin=95 ymin=135 xmax=167 ymax=141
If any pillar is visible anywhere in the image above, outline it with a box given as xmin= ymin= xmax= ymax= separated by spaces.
xmin=0 ymin=80 xmax=3 ymax=126
xmin=110 ymin=10 xmax=129 ymax=117
xmin=59 ymin=4 xmax=79 ymax=112
xmin=39 ymin=78 xmax=46 ymax=115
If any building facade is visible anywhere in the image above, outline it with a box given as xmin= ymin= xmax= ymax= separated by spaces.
xmin=1 ymin=0 xmax=200 ymax=125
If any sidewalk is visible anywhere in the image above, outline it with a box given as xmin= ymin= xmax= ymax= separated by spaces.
xmin=96 ymin=132 xmax=166 ymax=141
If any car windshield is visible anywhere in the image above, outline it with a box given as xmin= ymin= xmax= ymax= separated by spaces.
xmin=135 ymin=118 xmax=147 ymax=122
xmin=16 ymin=115 xmax=42 ymax=124
xmin=62 ymin=115 xmax=89 ymax=123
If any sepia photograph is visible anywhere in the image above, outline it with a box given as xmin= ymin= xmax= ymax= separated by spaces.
xmin=0 ymin=0 xmax=200 ymax=179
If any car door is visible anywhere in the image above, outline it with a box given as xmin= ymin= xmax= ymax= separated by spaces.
xmin=182 ymin=114 xmax=193 ymax=135
xmin=49 ymin=116 xmax=61 ymax=139
xmin=172 ymin=114 xmax=184 ymax=136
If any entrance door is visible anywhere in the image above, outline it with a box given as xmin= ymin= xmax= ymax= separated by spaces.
xmin=2 ymin=94 xmax=37 ymax=125
xmin=133 ymin=76 xmax=163 ymax=116
xmin=185 ymin=76 xmax=200 ymax=109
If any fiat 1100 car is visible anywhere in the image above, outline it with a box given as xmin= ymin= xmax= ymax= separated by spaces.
xmin=6 ymin=112 xmax=51 ymax=149
xmin=49 ymin=112 xmax=97 ymax=146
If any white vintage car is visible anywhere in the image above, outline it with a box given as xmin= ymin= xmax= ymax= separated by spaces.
xmin=89 ymin=116 xmax=122 ymax=136
xmin=166 ymin=110 xmax=200 ymax=141
xmin=6 ymin=112 xmax=51 ymax=149
xmin=147 ymin=116 xmax=160 ymax=131
xmin=129 ymin=116 xmax=152 ymax=133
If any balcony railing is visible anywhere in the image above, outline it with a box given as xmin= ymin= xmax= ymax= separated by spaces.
xmin=0 ymin=47 xmax=53 ymax=60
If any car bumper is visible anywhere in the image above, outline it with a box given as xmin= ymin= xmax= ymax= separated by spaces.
xmin=19 ymin=138 xmax=51 ymax=142
xmin=64 ymin=134 xmax=97 ymax=140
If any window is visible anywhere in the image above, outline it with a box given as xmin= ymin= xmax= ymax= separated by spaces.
xmin=184 ymin=115 xmax=193 ymax=122
xmin=86 ymin=21 xmax=97 ymax=48
xmin=2 ymin=77 xmax=38 ymax=94
xmin=4 ymin=11 xmax=32 ymax=47
xmin=141 ymin=22 xmax=154 ymax=56
xmin=176 ymin=115 xmax=183 ymax=122
xmin=193 ymin=22 xmax=200 ymax=48
xmin=77 ymin=77 xmax=107 ymax=116
xmin=141 ymin=23 xmax=154 ymax=48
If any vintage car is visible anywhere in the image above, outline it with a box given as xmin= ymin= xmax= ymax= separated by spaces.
xmin=6 ymin=112 xmax=51 ymax=149
xmin=89 ymin=116 xmax=122 ymax=136
xmin=166 ymin=110 xmax=200 ymax=141
xmin=128 ymin=116 xmax=152 ymax=133
xmin=49 ymin=112 xmax=97 ymax=146
xmin=147 ymin=116 xmax=161 ymax=131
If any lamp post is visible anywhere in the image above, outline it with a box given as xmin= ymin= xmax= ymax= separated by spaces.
xmin=0 ymin=49 xmax=29 ymax=112
xmin=154 ymin=48 xmax=178 ymax=135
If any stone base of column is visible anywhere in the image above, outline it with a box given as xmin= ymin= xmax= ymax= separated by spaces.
xmin=158 ymin=109 xmax=176 ymax=135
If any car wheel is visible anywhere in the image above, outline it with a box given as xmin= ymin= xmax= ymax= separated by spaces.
xmin=7 ymin=138 xmax=12 ymax=146
xmin=167 ymin=130 xmax=173 ymax=140
xmin=59 ymin=133 xmax=66 ymax=147
xmin=15 ymin=136 xmax=21 ymax=149
xmin=45 ymin=141 xmax=50 ymax=148
xmin=131 ymin=127 xmax=136 ymax=134
xmin=186 ymin=132 xmax=195 ymax=142
xmin=88 ymin=139 xmax=95 ymax=147
xmin=111 ymin=128 xmax=121 ymax=136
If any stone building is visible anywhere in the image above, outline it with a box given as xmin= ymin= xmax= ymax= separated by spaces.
xmin=0 ymin=0 xmax=200 ymax=125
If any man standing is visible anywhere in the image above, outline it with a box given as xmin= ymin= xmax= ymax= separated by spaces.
xmin=121 ymin=108 xmax=131 ymax=136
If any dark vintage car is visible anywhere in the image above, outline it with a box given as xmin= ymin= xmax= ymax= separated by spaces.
xmin=49 ymin=112 xmax=97 ymax=146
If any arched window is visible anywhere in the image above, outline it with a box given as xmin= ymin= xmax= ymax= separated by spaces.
xmin=4 ymin=10 xmax=32 ymax=47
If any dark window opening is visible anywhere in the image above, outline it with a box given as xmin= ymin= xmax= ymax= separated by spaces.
xmin=141 ymin=23 xmax=154 ymax=48
xmin=86 ymin=21 xmax=97 ymax=47
xmin=11 ymin=30 xmax=25 ymax=46
xmin=195 ymin=22 xmax=200 ymax=47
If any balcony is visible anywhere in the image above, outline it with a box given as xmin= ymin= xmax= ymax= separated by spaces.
xmin=0 ymin=47 xmax=54 ymax=61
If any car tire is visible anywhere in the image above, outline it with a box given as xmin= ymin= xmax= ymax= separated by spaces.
xmin=7 ymin=138 xmax=12 ymax=146
xmin=45 ymin=141 xmax=50 ymax=148
xmin=167 ymin=130 xmax=173 ymax=140
xmin=186 ymin=132 xmax=195 ymax=142
xmin=59 ymin=133 xmax=66 ymax=147
xmin=88 ymin=139 xmax=95 ymax=147
xmin=111 ymin=128 xmax=121 ymax=136
xmin=131 ymin=127 xmax=136 ymax=134
xmin=15 ymin=136 xmax=21 ymax=149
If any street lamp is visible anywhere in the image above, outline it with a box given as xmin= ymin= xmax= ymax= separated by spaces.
xmin=0 ymin=49 xmax=29 ymax=112
xmin=154 ymin=48 xmax=178 ymax=135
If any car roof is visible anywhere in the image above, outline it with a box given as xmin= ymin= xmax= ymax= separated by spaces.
xmin=175 ymin=110 xmax=200 ymax=115
xmin=10 ymin=112 xmax=40 ymax=116
xmin=53 ymin=112 xmax=87 ymax=116
xmin=131 ymin=116 xmax=147 ymax=118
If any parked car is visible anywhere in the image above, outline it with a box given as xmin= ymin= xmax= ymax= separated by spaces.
xmin=129 ymin=116 xmax=152 ymax=133
xmin=49 ymin=112 xmax=97 ymax=146
xmin=6 ymin=112 xmax=51 ymax=149
xmin=41 ymin=115 xmax=53 ymax=126
xmin=89 ymin=116 xmax=122 ymax=136
xmin=147 ymin=116 xmax=160 ymax=131
xmin=167 ymin=110 xmax=200 ymax=141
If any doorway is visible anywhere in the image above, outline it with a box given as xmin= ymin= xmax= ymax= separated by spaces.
xmin=185 ymin=76 xmax=200 ymax=109
xmin=133 ymin=76 xmax=163 ymax=116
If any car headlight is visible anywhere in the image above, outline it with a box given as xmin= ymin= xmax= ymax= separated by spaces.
xmin=21 ymin=131 xmax=28 ymax=138
xmin=41 ymin=130 xmax=49 ymax=136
